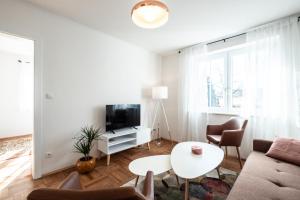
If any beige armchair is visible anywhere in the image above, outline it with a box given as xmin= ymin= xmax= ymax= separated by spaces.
xmin=206 ymin=117 xmax=248 ymax=168
xmin=27 ymin=171 xmax=154 ymax=200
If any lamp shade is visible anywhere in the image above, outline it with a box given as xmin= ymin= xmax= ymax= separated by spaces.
xmin=152 ymin=86 xmax=168 ymax=99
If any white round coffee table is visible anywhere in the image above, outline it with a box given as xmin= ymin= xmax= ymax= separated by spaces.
xmin=171 ymin=142 xmax=224 ymax=200
xmin=129 ymin=154 xmax=176 ymax=186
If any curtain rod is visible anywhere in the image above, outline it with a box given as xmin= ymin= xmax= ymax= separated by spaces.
xmin=206 ymin=33 xmax=246 ymax=45
xmin=178 ymin=14 xmax=300 ymax=54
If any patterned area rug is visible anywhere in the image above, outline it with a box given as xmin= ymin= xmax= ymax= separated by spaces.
xmin=124 ymin=168 xmax=238 ymax=200
xmin=0 ymin=135 xmax=32 ymax=161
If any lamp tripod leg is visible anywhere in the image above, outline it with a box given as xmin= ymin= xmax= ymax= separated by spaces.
xmin=152 ymin=101 xmax=162 ymax=146
xmin=151 ymin=102 xmax=159 ymax=132
xmin=160 ymin=100 xmax=172 ymax=145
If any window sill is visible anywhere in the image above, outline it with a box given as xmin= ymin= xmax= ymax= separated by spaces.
xmin=208 ymin=112 xmax=240 ymax=116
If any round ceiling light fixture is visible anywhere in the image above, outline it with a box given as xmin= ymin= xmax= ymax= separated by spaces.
xmin=131 ymin=0 xmax=169 ymax=29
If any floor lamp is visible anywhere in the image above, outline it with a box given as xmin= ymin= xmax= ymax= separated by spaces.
xmin=151 ymin=86 xmax=172 ymax=146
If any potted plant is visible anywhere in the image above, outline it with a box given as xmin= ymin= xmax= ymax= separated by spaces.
xmin=73 ymin=126 xmax=101 ymax=173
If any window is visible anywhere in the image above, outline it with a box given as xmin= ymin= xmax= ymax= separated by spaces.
xmin=207 ymin=54 xmax=226 ymax=110
xmin=206 ymin=48 xmax=247 ymax=113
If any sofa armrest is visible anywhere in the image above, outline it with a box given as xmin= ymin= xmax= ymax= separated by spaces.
xmin=253 ymin=139 xmax=273 ymax=153
xmin=58 ymin=172 xmax=82 ymax=190
xmin=141 ymin=171 xmax=154 ymax=200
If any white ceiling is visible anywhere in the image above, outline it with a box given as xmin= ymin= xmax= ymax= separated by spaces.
xmin=24 ymin=0 xmax=300 ymax=55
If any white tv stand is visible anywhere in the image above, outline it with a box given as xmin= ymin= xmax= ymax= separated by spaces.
xmin=98 ymin=127 xmax=151 ymax=165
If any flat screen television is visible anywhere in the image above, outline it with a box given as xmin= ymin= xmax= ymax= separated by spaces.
xmin=106 ymin=104 xmax=140 ymax=132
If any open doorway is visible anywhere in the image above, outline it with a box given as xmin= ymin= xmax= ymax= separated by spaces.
xmin=0 ymin=32 xmax=34 ymax=191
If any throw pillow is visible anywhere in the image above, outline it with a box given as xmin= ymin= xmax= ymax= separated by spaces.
xmin=266 ymin=138 xmax=300 ymax=166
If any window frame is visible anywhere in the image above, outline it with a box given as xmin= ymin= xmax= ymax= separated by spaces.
xmin=206 ymin=47 xmax=247 ymax=114
xmin=205 ymin=52 xmax=228 ymax=114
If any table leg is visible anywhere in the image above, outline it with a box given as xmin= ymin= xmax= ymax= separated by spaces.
xmin=107 ymin=155 xmax=110 ymax=166
xmin=161 ymin=171 xmax=170 ymax=188
xmin=135 ymin=176 xmax=139 ymax=187
xmin=216 ymin=167 xmax=221 ymax=179
xmin=175 ymin=175 xmax=180 ymax=187
xmin=184 ymin=179 xmax=189 ymax=200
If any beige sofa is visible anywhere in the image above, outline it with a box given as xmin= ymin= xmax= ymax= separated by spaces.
xmin=227 ymin=139 xmax=300 ymax=200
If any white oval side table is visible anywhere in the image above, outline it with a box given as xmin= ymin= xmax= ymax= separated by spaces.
xmin=129 ymin=154 xmax=178 ymax=186
xmin=171 ymin=142 xmax=224 ymax=200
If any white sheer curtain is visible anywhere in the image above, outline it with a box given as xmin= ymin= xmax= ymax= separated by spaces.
xmin=178 ymin=45 xmax=209 ymax=141
xmin=177 ymin=17 xmax=300 ymax=157
xmin=241 ymin=17 xmax=300 ymax=156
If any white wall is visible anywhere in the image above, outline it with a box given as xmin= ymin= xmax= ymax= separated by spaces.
xmin=0 ymin=0 xmax=161 ymax=175
xmin=0 ymin=50 xmax=33 ymax=138
xmin=160 ymin=54 xmax=180 ymax=141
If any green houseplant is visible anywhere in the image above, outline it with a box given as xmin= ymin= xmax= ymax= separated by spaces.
xmin=74 ymin=126 xmax=101 ymax=173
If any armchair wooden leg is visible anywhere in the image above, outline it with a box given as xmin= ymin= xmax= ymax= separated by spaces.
xmin=208 ymin=140 xmax=210 ymax=144
xmin=225 ymin=146 xmax=228 ymax=158
xmin=236 ymin=147 xmax=242 ymax=169
xmin=184 ymin=179 xmax=189 ymax=200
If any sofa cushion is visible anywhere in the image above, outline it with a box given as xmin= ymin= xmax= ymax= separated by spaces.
xmin=227 ymin=151 xmax=300 ymax=200
xmin=266 ymin=138 xmax=300 ymax=166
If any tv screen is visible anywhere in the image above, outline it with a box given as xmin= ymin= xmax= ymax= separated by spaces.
xmin=106 ymin=104 xmax=140 ymax=132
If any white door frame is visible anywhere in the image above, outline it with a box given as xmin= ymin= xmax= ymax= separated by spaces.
xmin=1 ymin=30 xmax=44 ymax=179
xmin=32 ymin=37 xmax=43 ymax=179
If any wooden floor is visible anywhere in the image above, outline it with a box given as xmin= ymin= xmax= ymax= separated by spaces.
xmin=0 ymin=135 xmax=32 ymax=200
xmin=0 ymin=139 xmax=244 ymax=200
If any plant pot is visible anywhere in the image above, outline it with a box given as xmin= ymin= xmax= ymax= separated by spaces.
xmin=76 ymin=156 xmax=96 ymax=174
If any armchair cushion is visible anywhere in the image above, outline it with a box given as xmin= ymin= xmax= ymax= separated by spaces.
xmin=207 ymin=135 xmax=221 ymax=144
